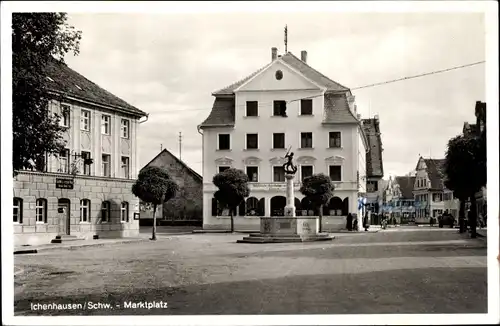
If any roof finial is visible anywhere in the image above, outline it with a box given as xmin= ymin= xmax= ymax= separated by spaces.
xmin=284 ymin=25 xmax=288 ymax=53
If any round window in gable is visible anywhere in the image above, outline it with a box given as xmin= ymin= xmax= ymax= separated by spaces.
xmin=275 ymin=70 xmax=283 ymax=80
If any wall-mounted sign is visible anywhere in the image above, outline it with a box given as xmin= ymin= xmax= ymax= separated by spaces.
xmin=56 ymin=178 xmax=74 ymax=189
xmin=133 ymin=212 xmax=140 ymax=220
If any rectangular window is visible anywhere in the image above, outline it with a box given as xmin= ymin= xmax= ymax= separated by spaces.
xmin=300 ymin=132 xmax=313 ymax=148
xmin=300 ymin=99 xmax=313 ymax=115
xmin=218 ymin=134 xmax=230 ymax=150
xmin=273 ymin=166 xmax=285 ymax=182
xmin=366 ymin=181 xmax=379 ymax=192
xmin=273 ymin=133 xmax=285 ymax=149
xmin=246 ymin=134 xmax=258 ymax=149
xmin=246 ymin=101 xmax=258 ymax=117
xmin=59 ymin=149 xmax=70 ymax=174
xmin=329 ymin=165 xmax=342 ymax=182
xmin=218 ymin=166 xmax=230 ymax=173
xmin=101 ymin=115 xmax=111 ymax=135
xmin=273 ymin=100 xmax=287 ymax=117
xmin=14 ymin=198 xmax=22 ymax=223
xmin=121 ymin=202 xmax=129 ymax=222
xmin=35 ymin=199 xmax=47 ymax=223
xmin=121 ymin=156 xmax=130 ymax=179
xmin=329 ymin=132 xmax=341 ymax=148
xmin=121 ymin=119 xmax=130 ymax=138
xmin=246 ymin=166 xmax=259 ymax=182
xmin=80 ymin=110 xmax=91 ymax=131
xmin=433 ymin=193 xmax=443 ymax=202
xmin=101 ymin=201 xmax=110 ymax=222
xmin=60 ymin=104 xmax=70 ymax=128
xmin=102 ymin=154 xmax=111 ymax=177
xmin=81 ymin=151 xmax=91 ymax=176
xmin=301 ymin=165 xmax=313 ymax=181
xmin=80 ymin=199 xmax=90 ymax=222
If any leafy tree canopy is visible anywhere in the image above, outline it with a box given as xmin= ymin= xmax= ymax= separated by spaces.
xmin=12 ymin=13 xmax=82 ymax=173
xmin=300 ymin=173 xmax=335 ymax=206
xmin=444 ymin=133 xmax=486 ymax=198
xmin=132 ymin=166 xmax=179 ymax=205
xmin=212 ymin=168 xmax=250 ymax=208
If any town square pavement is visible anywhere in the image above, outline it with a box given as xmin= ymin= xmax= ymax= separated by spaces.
xmin=14 ymin=227 xmax=487 ymax=315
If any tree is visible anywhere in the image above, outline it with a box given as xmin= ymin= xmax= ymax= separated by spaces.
xmin=132 ymin=166 xmax=179 ymax=240
xmin=212 ymin=168 xmax=250 ymax=232
xmin=299 ymin=173 xmax=335 ymax=233
xmin=12 ymin=13 xmax=82 ymax=174
xmin=444 ymin=133 xmax=486 ymax=238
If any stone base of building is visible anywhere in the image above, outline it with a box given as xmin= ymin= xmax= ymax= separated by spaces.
xmin=237 ymin=233 xmax=335 ymax=243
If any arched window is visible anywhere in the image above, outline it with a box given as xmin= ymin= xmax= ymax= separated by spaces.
xmin=121 ymin=202 xmax=129 ymax=222
xmin=80 ymin=199 xmax=91 ymax=222
xmin=101 ymin=201 xmax=110 ymax=222
xmin=35 ymin=198 xmax=47 ymax=223
xmin=14 ymin=197 xmax=23 ymax=224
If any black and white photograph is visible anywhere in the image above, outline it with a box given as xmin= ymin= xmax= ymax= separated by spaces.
xmin=1 ymin=1 xmax=499 ymax=325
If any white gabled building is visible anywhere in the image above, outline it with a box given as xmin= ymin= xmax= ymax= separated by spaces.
xmin=198 ymin=48 xmax=369 ymax=231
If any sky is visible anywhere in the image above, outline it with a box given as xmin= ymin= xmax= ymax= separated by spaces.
xmin=63 ymin=11 xmax=485 ymax=178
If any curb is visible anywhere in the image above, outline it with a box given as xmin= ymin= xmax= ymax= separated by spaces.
xmin=14 ymin=238 xmax=148 ymax=255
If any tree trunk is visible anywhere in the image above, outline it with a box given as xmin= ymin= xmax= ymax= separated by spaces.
xmin=459 ymin=199 xmax=466 ymax=233
xmin=470 ymin=195 xmax=477 ymax=238
xmin=230 ymin=207 xmax=234 ymax=233
xmin=318 ymin=204 xmax=323 ymax=233
xmin=151 ymin=204 xmax=157 ymax=241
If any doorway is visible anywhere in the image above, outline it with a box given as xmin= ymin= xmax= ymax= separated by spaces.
xmin=58 ymin=198 xmax=71 ymax=235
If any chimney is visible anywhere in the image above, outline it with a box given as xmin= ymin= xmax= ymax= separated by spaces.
xmin=357 ymin=113 xmax=361 ymax=120
xmin=271 ymin=47 xmax=278 ymax=61
xmin=301 ymin=50 xmax=308 ymax=63
xmin=374 ymin=114 xmax=379 ymax=121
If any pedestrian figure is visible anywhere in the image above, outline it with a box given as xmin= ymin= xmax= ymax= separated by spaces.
xmin=363 ymin=212 xmax=370 ymax=231
xmin=430 ymin=215 xmax=434 ymax=227
xmin=353 ymin=217 xmax=359 ymax=231
xmin=346 ymin=213 xmax=353 ymax=231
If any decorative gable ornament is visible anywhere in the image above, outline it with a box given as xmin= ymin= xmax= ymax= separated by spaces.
xmin=296 ymin=156 xmax=317 ymax=165
xmin=243 ymin=156 xmax=262 ymax=165
xmin=269 ymin=156 xmax=286 ymax=165
xmin=325 ymin=156 xmax=345 ymax=164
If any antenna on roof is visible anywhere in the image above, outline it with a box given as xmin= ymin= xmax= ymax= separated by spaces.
xmin=160 ymin=144 xmax=163 ymax=152
xmin=284 ymin=25 xmax=288 ymax=53
xmin=179 ymin=132 xmax=183 ymax=161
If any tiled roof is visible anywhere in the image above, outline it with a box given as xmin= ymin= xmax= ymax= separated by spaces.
xmin=199 ymin=97 xmax=235 ymax=128
xmin=143 ymin=148 xmax=202 ymax=182
xmin=43 ymin=57 xmax=146 ymax=117
xmin=424 ymin=159 xmax=446 ymax=190
xmin=362 ymin=118 xmax=384 ymax=177
xmin=212 ymin=52 xmax=349 ymax=96
xmin=323 ymin=93 xmax=360 ymax=124
xmin=394 ymin=176 xmax=415 ymax=199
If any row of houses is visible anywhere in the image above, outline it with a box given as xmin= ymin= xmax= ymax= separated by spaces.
xmin=14 ymin=46 xmax=386 ymax=244
xmin=381 ymin=101 xmax=487 ymax=224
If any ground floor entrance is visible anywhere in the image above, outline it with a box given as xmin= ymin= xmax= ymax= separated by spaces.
xmin=58 ymin=198 xmax=71 ymax=235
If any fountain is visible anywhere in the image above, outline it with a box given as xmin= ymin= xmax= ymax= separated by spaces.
xmin=238 ymin=149 xmax=335 ymax=243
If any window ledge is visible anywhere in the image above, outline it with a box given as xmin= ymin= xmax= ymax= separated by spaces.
xmin=270 ymin=115 xmax=287 ymax=118
xmin=13 ymin=222 xmax=22 ymax=225
xmin=244 ymin=148 xmax=259 ymax=151
xmin=271 ymin=148 xmax=286 ymax=151
xmin=216 ymin=216 xmax=231 ymax=219
xmin=36 ymin=222 xmax=47 ymax=225
xmin=216 ymin=149 xmax=232 ymax=152
xmin=243 ymin=116 xmax=260 ymax=118
xmin=79 ymin=222 xmax=91 ymax=224
xmin=298 ymin=147 xmax=314 ymax=150
xmin=327 ymin=147 xmax=343 ymax=150
xmin=298 ymin=114 xmax=314 ymax=117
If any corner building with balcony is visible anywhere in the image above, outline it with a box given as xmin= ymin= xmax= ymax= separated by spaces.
xmin=13 ymin=58 xmax=147 ymax=246
xmin=198 ymin=48 xmax=369 ymax=231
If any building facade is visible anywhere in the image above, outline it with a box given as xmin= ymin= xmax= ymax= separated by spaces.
xmin=362 ymin=116 xmax=385 ymax=216
xmin=385 ymin=176 xmax=416 ymax=224
xmin=198 ymin=48 xmax=369 ymax=231
xmin=13 ymin=58 xmax=147 ymax=246
xmin=139 ymin=149 xmax=203 ymax=225
xmin=463 ymin=101 xmax=487 ymax=217
xmin=412 ymin=157 xmax=459 ymax=224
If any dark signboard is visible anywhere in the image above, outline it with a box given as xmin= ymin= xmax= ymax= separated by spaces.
xmin=56 ymin=178 xmax=74 ymax=189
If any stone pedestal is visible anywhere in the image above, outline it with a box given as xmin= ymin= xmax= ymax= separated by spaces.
xmin=238 ymin=173 xmax=334 ymax=243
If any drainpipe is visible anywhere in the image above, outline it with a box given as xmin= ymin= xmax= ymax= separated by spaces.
xmin=197 ymin=125 xmax=205 ymax=229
